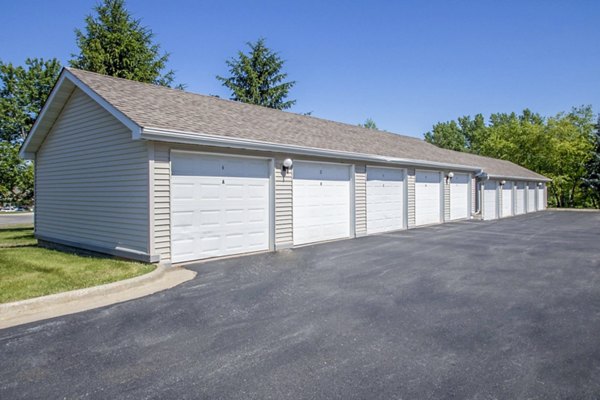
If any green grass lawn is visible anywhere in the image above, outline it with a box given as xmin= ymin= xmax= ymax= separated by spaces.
xmin=0 ymin=225 xmax=155 ymax=303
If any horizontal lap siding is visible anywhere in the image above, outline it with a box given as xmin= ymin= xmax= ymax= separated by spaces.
xmin=36 ymin=88 xmax=149 ymax=253
xmin=407 ymin=168 xmax=416 ymax=228
xmin=275 ymin=159 xmax=293 ymax=248
xmin=149 ymin=142 xmax=486 ymax=261
xmin=471 ymin=176 xmax=476 ymax=215
xmin=153 ymin=143 xmax=171 ymax=261
xmin=444 ymin=177 xmax=450 ymax=222
xmin=354 ymin=164 xmax=366 ymax=236
xmin=497 ymin=180 xmax=503 ymax=214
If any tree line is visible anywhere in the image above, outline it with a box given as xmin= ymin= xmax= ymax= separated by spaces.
xmin=424 ymin=108 xmax=599 ymax=208
xmin=1 ymin=0 xmax=598 ymax=209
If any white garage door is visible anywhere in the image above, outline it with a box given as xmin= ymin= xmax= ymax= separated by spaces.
xmin=415 ymin=170 xmax=441 ymax=226
xmin=293 ymin=161 xmax=351 ymax=245
xmin=366 ymin=167 xmax=404 ymax=234
xmin=537 ymin=184 xmax=545 ymax=210
xmin=501 ymin=182 xmax=513 ymax=217
xmin=449 ymin=173 xmax=469 ymax=221
xmin=515 ymin=182 xmax=525 ymax=215
xmin=527 ymin=183 xmax=537 ymax=212
xmin=171 ymin=152 xmax=271 ymax=263
xmin=483 ymin=181 xmax=498 ymax=220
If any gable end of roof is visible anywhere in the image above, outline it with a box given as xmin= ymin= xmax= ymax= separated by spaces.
xmin=19 ymin=68 xmax=141 ymax=159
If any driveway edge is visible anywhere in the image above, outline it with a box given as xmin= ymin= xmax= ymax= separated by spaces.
xmin=0 ymin=265 xmax=196 ymax=329
xmin=547 ymin=207 xmax=600 ymax=212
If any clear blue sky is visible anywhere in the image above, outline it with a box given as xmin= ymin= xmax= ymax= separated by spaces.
xmin=1 ymin=0 xmax=598 ymax=138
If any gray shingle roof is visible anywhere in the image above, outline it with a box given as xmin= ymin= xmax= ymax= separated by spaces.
xmin=67 ymin=68 xmax=548 ymax=181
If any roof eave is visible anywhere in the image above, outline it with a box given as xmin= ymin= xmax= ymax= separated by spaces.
xmin=141 ymin=126 xmax=485 ymax=172
xmin=486 ymin=173 xmax=551 ymax=183
xmin=19 ymin=71 xmax=72 ymax=159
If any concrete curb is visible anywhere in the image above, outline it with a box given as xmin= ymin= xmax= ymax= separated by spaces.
xmin=1 ymin=265 xmax=165 ymax=313
xmin=0 ymin=212 xmax=33 ymax=216
xmin=0 ymin=265 xmax=196 ymax=330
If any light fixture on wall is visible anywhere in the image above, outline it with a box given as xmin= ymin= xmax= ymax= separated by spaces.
xmin=446 ymin=171 xmax=454 ymax=183
xmin=282 ymin=158 xmax=293 ymax=176
xmin=500 ymin=180 xmax=506 ymax=186
xmin=538 ymin=182 xmax=543 ymax=187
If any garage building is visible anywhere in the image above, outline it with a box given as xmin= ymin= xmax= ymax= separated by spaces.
xmin=20 ymin=69 xmax=550 ymax=264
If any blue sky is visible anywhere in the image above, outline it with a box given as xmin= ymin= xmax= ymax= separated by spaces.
xmin=1 ymin=0 xmax=598 ymax=137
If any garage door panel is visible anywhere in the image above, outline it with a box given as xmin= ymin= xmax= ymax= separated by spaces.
xmin=415 ymin=171 xmax=441 ymax=226
xmin=537 ymin=186 xmax=545 ymax=210
xmin=368 ymin=168 xmax=404 ymax=182
xmin=452 ymin=173 xmax=470 ymax=184
xmin=172 ymin=153 xmax=222 ymax=176
xmin=293 ymin=162 xmax=351 ymax=245
xmin=515 ymin=183 xmax=525 ymax=215
xmin=222 ymin=158 xmax=270 ymax=178
xmin=449 ymin=173 xmax=469 ymax=221
xmin=483 ymin=181 xmax=498 ymax=220
xmin=294 ymin=163 xmax=351 ymax=181
xmin=527 ymin=183 xmax=536 ymax=212
xmin=171 ymin=152 xmax=271 ymax=263
xmin=367 ymin=167 xmax=404 ymax=234
xmin=502 ymin=182 xmax=513 ymax=217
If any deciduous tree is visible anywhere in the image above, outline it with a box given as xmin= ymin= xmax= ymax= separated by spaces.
xmin=424 ymin=107 xmax=596 ymax=208
xmin=424 ymin=120 xmax=466 ymax=151
xmin=582 ymin=121 xmax=600 ymax=208
xmin=0 ymin=142 xmax=34 ymax=205
xmin=0 ymin=58 xmax=61 ymax=143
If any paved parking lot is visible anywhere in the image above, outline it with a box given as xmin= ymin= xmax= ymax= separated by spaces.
xmin=0 ymin=212 xmax=33 ymax=226
xmin=1 ymin=211 xmax=600 ymax=399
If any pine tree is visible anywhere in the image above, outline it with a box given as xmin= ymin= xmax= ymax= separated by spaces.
xmin=70 ymin=0 xmax=174 ymax=86
xmin=359 ymin=118 xmax=378 ymax=130
xmin=217 ymin=38 xmax=296 ymax=110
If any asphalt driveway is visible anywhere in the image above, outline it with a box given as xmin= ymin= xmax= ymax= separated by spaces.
xmin=0 ymin=212 xmax=33 ymax=226
xmin=1 ymin=211 xmax=600 ymax=399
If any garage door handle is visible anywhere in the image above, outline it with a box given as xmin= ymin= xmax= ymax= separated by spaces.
xmin=222 ymin=179 xmax=225 ymax=184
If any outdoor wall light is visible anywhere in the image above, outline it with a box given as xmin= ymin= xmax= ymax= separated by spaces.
xmin=446 ymin=171 xmax=454 ymax=183
xmin=538 ymin=182 xmax=543 ymax=187
xmin=500 ymin=180 xmax=506 ymax=185
xmin=282 ymin=158 xmax=293 ymax=176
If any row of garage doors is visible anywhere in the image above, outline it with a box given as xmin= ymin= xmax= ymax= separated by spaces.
xmin=482 ymin=181 xmax=545 ymax=220
xmin=170 ymin=152 xmax=473 ymax=263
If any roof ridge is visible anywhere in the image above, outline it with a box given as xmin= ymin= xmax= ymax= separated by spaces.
xmin=63 ymin=68 xmax=548 ymax=181
xmin=66 ymin=67 xmax=425 ymax=143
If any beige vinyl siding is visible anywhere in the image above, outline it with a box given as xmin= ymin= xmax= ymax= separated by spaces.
xmin=471 ymin=176 xmax=476 ymax=215
xmin=443 ymin=175 xmax=450 ymax=222
xmin=275 ymin=158 xmax=293 ymax=248
xmin=153 ymin=143 xmax=171 ymax=261
xmin=497 ymin=180 xmax=503 ymax=215
xmin=36 ymin=88 xmax=149 ymax=254
xmin=354 ymin=164 xmax=367 ymax=236
xmin=149 ymin=140 xmax=489 ymax=261
xmin=407 ymin=168 xmax=416 ymax=228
